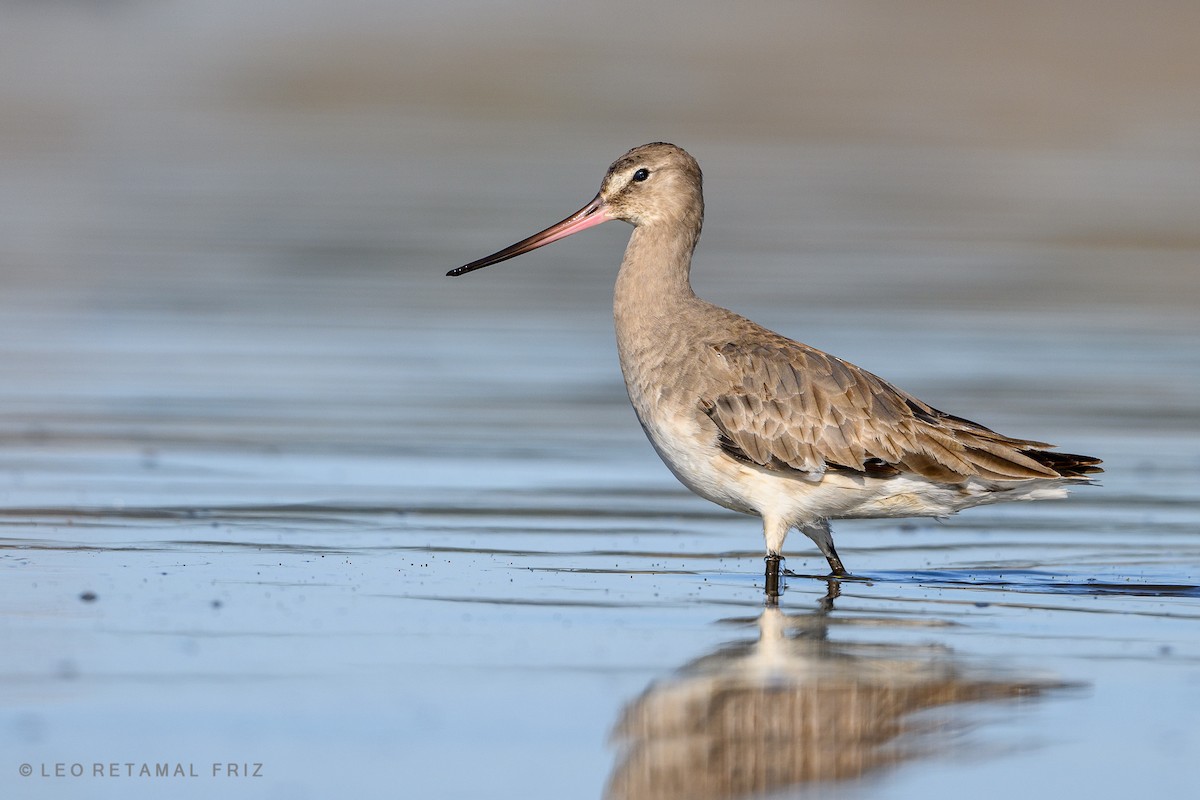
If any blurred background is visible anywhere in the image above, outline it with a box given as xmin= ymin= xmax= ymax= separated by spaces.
xmin=2 ymin=3 xmax=1199 ymax=799
xmin=2 ymin=0 xmax=1197 ymax=459
xmin=4 ymin=0 xmax=1198 ymax=312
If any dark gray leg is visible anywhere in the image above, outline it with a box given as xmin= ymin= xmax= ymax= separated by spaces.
xmin=800 ymin=520 xmax=848 ymax=577
xmin=823 ymin=542 xmax=848 ymax=577
xmin=765 ymin=554 xmax=782 ymax=598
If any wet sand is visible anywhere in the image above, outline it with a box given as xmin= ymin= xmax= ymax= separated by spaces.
xmin=2 ymin=3 xmax=1199 ymax=798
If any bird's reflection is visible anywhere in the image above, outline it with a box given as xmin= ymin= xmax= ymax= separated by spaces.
xmin=606 ymin=581 xmax=1073 ymax=800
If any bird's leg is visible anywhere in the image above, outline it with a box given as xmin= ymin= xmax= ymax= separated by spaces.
xmin=762 ymin=515 xmax=790 ymax=597
xmin=800 ymin=521 xmax=849 ymax=577
xmin=823 ymin=544 xmax=848 ymax=577
xmin=764 ymin=554 xmax=782 ymax=599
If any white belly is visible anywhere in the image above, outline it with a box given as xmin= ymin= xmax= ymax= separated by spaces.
xmin=634 ymin=401 xmax=1068 ymax=528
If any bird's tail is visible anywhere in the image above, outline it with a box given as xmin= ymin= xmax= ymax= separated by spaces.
xmin=1022 ymin=449 xmax=1103 ymax=478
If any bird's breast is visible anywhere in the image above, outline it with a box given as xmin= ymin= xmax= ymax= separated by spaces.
xmin=614 ymin=323 xmax=755 ymax=512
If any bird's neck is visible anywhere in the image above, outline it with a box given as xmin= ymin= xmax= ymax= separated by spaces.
xmin=614 ymin=223 xmax=701 ymax=324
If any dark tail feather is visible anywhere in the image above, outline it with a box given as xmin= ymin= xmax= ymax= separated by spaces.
xmin=1023 ymin=449 xmax=1103 ymax=478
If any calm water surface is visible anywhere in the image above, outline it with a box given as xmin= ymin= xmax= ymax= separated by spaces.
xmin=2 ymin=4 xmax=1200 ymax=799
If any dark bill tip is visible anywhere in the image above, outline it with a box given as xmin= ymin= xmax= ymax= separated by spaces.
xmin=447 ymin=194 xmax=609 ymax=278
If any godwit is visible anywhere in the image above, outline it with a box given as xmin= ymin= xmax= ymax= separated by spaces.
xmin=449 ymin=143 xmax=1101 ymax=588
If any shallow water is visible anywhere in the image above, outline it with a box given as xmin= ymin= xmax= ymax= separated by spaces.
xmin=3 ymin=3 xmax=1200 ymax=799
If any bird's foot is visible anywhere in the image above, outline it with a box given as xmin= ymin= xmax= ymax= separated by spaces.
xmin=827 ymin=571 xmax=872 ymax=582
xmin=782 ymin=567 xmax=869 ymax=582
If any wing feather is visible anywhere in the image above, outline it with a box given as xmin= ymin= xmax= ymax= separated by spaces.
xmin=704 ymin=339 xmax=1072 ymax=482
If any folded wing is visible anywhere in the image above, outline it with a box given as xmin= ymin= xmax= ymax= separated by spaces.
xmin=702 ymin=340 xmax=1101 ymax=482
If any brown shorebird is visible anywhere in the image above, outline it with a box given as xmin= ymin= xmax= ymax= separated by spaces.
xmin=449 ymin=143 xmax=1101 ymax=589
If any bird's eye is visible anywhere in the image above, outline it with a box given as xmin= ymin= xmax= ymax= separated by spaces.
xmin=632 ymin=168 xmax=650 ymax=182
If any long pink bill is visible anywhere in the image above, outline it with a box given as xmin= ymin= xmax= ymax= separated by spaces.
xmin=447 ymin=193 xmax=611 ymax=276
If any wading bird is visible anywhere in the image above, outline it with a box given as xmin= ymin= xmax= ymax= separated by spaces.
xmin=449 ymin=143 xmax=1101 ymax=592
